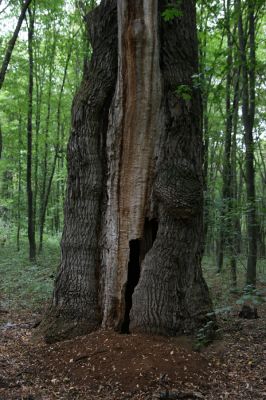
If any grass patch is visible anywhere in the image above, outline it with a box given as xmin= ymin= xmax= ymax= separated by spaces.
xmin=1 ymin=226 xmax=265 ymax=317
xmin=0 ymin=233 xmax=59 ymax=312
xmin=202 ymin=254 xmax=266 ymax=308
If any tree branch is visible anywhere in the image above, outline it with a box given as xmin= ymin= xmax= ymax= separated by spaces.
xmin=0 ymin=0 xmax=32 ymax=90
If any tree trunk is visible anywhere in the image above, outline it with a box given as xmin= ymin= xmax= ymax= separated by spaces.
xmin=16 ymin=114 xmax=23 ymax=252
xmin=26 ymin=6 xmax=36 ymax=262
xmin=38 ymin=44 xmax=71 ymax=253
xmin=40 ymin=0 xmax=213 ymax=343
xmin=257 ymin=150 xmax=265 ymax=257
xmin=33 ymin=45 xmax=44 ymax=246
xmin=0 ymin=122 xmax=2 ymax=159
xmin=0 ymin=0 xmax=32 ymax=90
xmin=237 ymin=0 xmax=257 ymax=285
xmin=38 ymin=31 xmax=57 ymax=253
xmin=217 ymin=0 xmax=233 ymax=274
xmin=229 ymin=67 xmax=240 ymax=288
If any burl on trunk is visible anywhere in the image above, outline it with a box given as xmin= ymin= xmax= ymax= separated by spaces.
xmin=40 ymin=0 xmax=213 ymax=343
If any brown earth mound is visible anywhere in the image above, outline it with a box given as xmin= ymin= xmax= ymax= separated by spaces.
xmin=0 ymin=304 xmax=265 ymax=399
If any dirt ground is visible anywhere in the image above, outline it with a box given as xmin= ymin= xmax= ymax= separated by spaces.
xmin=0 ymin=301 xmax=265 ymax=400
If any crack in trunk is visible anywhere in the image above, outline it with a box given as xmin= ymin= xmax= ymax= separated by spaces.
xmin=39 ymin=0 xmax=214 ymax=343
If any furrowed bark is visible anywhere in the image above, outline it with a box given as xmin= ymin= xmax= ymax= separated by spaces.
xmin=40 ymin=0 xmax=118 ymax=343
xmin=41 ymin=0 xmax=213 ymax=342
xmin=130 ymin=0 xmax=212 ymax=335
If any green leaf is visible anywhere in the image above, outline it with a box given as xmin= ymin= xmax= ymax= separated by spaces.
xmin=162 ymin=7 xmax=182 ymax=21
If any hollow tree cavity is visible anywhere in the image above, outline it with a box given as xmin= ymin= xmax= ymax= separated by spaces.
xmin=40 ymin=0 xmax=214 ymax=343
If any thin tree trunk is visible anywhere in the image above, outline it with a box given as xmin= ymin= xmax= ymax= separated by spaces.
xmin=217 ymin=0 xmax=234 ymax=273
xmin=26 ymin=6 xmax=36 ymax=262
xmin=38 ymin=148 xmax=58 ymax=249
xmin=38 ymin=45 xmax=72 ymax=253
xmin=257 ymin=153 xmax=265 ymax=258
xmin=54 ymin=158 xmax=61 ymax=233
xmin=16 ymin=114 xmax=23 ymax=252
xmin=236 ymin=162 xmax=244 ymax=253
xmin=38 ymin=32 xmax=57 ymax=251
xmin=258 ymin=185 xmax=265 ymax=257
xmin=0 ymin=122 xmax=2 ymax=159
xmin=33 ymin=43 xmax=45 ymax=240
xmin=237 ymin=0 xmax=257 ymax=285
xmin=229 ymin=68 xmax=240 ymax=287
xmin=0 ymin=0 xmax=32 ymax=90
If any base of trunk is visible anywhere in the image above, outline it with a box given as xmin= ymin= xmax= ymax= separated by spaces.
xmin=39 ymin=0 xmax=215 ymax=344
xmin=38 ymin=307 xmax=100 ymax=343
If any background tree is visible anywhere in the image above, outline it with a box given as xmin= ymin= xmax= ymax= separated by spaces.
xmin=0 ymin=0 xmax=88 ymax=257
xmin=237 ymin=0 xmax=257 ymax=285
xmin=0 ymin=0 xmax=32 ymax=90
xmin=26 ymin=5 xmax=36 ymax=261
xmin=197 ymin=0 xmax=265 ymax=287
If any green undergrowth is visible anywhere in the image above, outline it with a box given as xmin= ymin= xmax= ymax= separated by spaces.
xmin=1 ymin=229 xmax=265 ymax=318
xmin=202 ymin=255 xmax=266 ymax=309
xmin=194 ymin=256 xmax=266 ymax=350
xmin=0 ymin=232 xmax=59 ymax=312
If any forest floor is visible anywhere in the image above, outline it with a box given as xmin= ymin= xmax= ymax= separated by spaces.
xmin=0 ymin=300 xmax=265 ymax=400
xmin=0 ymin=241 xmax=266 ymax=400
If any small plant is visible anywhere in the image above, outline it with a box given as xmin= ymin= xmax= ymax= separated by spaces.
xmin=162 ymin=1 xmax=183 ymax=22
xmin=191 ymin=73 xmax=203 ymax=90
xmin=207 ymin=306 xmax=232 ymax=316
xmin=175 ymin=84 xmax=192 ymax=101
xmin=237 ymin=285 xmax=265 ymax=319
xmin=236 ymin=285 xmax=266 ymax=307
xmin=0 ymin=234 xmax=59 ymax=311
xmin=193 ymin=320 xmax=217 ymax=351
xmin=193 ymin=306 xmax=233 ymax=351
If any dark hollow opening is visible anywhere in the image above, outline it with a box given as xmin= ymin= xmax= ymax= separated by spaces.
xmin=139 ymin=218 xmax=159 ymax=265
xmin=121 ymin=239 xmax=141 ymax=334
xmin=121 ymin=218 xmax=158 ymax=334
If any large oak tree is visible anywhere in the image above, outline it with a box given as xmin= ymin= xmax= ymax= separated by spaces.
xmin=40 ymin=0 xmax=213 ymax=343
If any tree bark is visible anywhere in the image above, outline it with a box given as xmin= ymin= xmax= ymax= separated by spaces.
xmin=40 ymin=0 xmax=118 ymax=342
xmin=26 ymin=6 xmax=36 ymax=262
xmin=229 ymin=68 xmax=240 ymax=288
xmin=38 ymin=31 xmax=57 ymax=253
xmin=40 ymin=0 xmax=213 ymax=343
xmin=17 ymin=114 xmax=23 ymax=252
xmin=38 ymin=43 xmax=71 ymax=253
xmin=0 ymin=122 xmax=2 ymax=159
xmin=130 ymin=0 xmax=212 ymax=335
xmin=217 ymin=0 xmax=233 ymax=274
xmin=237 ymin=0 xmax=257 ymax=286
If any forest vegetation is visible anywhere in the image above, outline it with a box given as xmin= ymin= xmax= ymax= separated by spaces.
xmin=0 ymin=0 xmax=265 ymax=399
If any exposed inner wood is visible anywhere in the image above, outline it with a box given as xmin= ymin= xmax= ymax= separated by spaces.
xmin=130 ymin=1 xmax=213 ymax=335
xmin=101 ymin=0 xmax=162 ymax=328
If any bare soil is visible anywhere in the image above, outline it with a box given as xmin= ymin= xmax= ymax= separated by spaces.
xmin=0 ymin=302 xmax=265 ymax=400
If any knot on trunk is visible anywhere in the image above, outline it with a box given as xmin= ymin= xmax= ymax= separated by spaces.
xmin=154 ymin=161 xmax=202 ymax=218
